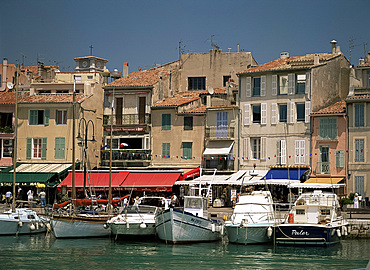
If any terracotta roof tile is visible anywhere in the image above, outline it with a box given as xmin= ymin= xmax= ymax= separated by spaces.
xmin=183 ymin=106 xmax=206 ymax=114
xmin=358 ymin=62 xmax=370 ymax=67
xmin=239 ymin=53 xmax=339 ymax=74
xmin=106 ymin=68 xmax=166 ymax=88
xmin=19 ymin=93 xmax=86 ymax=103
xmin=311 ymin=100 xmax=346 ymax=115
xmin=346 ymin=94 xmax=370 ymax=101
xmin=153 ymin=91 xmax=201 ymax=107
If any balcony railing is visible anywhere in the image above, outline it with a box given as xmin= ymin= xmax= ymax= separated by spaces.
xmin=205 ymin=126 xmax=234 ymax=139
xmin=103 ymin=114 xmax=151 ymax=126
xmin=316 ymin=161 xmax=330 ymax=174
xmin=101 ymin=149 xmax=151 ymax=163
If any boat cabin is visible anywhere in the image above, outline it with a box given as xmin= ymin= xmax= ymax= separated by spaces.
xmin=184 ymin=196 xmax=207 ymax=218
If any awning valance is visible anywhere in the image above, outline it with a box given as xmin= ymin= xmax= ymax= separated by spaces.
xmin=289 ymin=182 xmax=345 ymax=189
xmin=203 ymin=141 xmax=234 ymax=155
xmin=120 ymin=172 xmax=181 ymax=191
xmin=179 ymin=167 xmax=200 ymax=180
xmin=304 ymin=177 xmax=344 ymax=184
xmin=58 ymin=172 xmax=129 ymax=189
xmin=262 ymin=168 xmax=307 ymax=181
xmin=0 ymin=173 xmax=56 ymax=185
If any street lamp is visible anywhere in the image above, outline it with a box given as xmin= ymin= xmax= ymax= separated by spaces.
xmin=77 ymin=118 xmax=96 ymax=196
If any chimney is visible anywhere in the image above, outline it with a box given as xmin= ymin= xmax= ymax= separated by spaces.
xmin=280 ymin=52 xmax=289 ymax=59
xmin=122 ymin=62 xmax=129 ymax=77
xmin=330 ymin=40 xmax=337 ymax=54
xmin=314 ymin=54 xmax=320 ymax=65
xmin=237 ymin=44 xmax=240 ymax=53
xmin=1 ymin=58 xmax=7 ymax=92
xmin=359 ymin=58 xmax=365 ymax=66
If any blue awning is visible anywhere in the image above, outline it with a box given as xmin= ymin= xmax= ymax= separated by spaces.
xmin=262 ymin=169 xmax=307 ymax=181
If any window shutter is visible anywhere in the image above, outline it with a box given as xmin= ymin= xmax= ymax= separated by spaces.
xmin=272 ymin=75 xmax=277 ymax=96
xmin=305 ymin=101 xmax=311 ymax=123
xmin=336 ymin=150 xmax=344 ymax=168
xmin=41 ymin=137 xmax=47 ymax=160
xmin=295 ymin=140 xmax=305 ymax=164
xmin=288 ymin=73 xmax=295 ymax=95
xmin=295 ymin=140 xmax=300 ymax=164
xmin=261 ymin=103 xmax=267 ymax=125
xmin=245 ymin=137 xmax=250 ymax=160
xmin=271 ymin=103 xmax=277 ymax=125
xmin=44 ymin=109 xmax=50 ymax=126
xmin=260 ymin=76 xmax=266 ymax=96
xmin=244 ymin=104 xmax=250 ymax=126
xmin=29 ymin=110 xmax=37 ymax=125
xmin=300 ymin=140 xmax=305 ymax=164
xmin=246 ymin=77 xmax=251 ymax=98
xmin=355 ymin=176 xmax=365 ymax=196
xmin=261 ymin=137 xmax=267 ymax=160
xmin=287 ymin=102 xmax=294 ymax=123
xmin=305 ymin=72 xmax=310 ymax=95
xmin=26 ymin=138 xmax=32 ymax=159
xmin=281 ymin=140 xmax=287 ymax=165
xmin=55 ymin=137 xmax=65 ymax=159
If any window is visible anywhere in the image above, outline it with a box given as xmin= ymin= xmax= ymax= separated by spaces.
xmin=367 ymin=70 xmax=370 ymax=87
xmin=355 ymin=103 xmax=364 ymax=127
xmin=29 ymin=109 xmax=49 ymax=125
xmin=162 ymin=143 xmax=170 ymax=158
xmin=216 ymin=111 xmax=228 ymax=138
xmin=0 ymin=113 xmax=13 ymax=129
xmin=2 ymin=139 xmax=12 ymax=158
xmin=184 ymin=116 xmax=193 ymax=130
xmin=296 ymin=74 xmax=306 ymax=94
xmin=74 ymin=76 xmax=82 ymax=83
xmin=162 ymin=114 xmax=171 ymax=130
xmin=279 ymin=104 xmax=287 ymax=122
xmin=251 ymin=138 xmax=261 ymax=159
xmin=296 ymin=103 xmax=305 ymax=122
xmin=252 ymin=77 xmax=261 ymax=96
xmin=355 ymin=176 xmax=365 ymax=196
xmin=279 ymin=75 xmax=288 ymax=95
xmin=320 ymin=209 xmax=330 ymax=216
xmin=56 ymin=110 xmax=67 ymax=125
xmin=252 ymin=105 xmax=261 ymax=124
xmin=223 ymin=75 xmax=231 ymax=87
xmin=27 ymin=137 xmax=47 ymax=159
xmin=188 ymin=77 xmax=206 ymax=90
xmin=277 ymin=140 xmax=287 ymax=165
xmin=319 ymin=118 xmax=337 ymax=140
xmin=355 ymin=139 xmax=365 ymax=162
xmin=87 ymin=76 xmax=93 ymax=80
xmin=54 ymin=137 xmax=65 ymax=159
xmin=182 ymin=142 xmax=192 ymax=159
xmin=56 ymin=90 xmax=69 ymax=94
xmin=336 ymin=150 xmax=345 ymax=168
xmin=296 ymin=209 xmax=305 ymax=215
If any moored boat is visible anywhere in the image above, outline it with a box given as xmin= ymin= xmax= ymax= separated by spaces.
xmin=224 ymin=190 xmax=275 ymax=244
xmin=155 ymin=196 xmax=222 ymax=244
xmin=274 ymin=190 xmax=348 ymax=246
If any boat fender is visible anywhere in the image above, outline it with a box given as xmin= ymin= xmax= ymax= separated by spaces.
xmin=40 ymin=222 xmax=45 ymax=228
xmin=267 ymin=227 xmax=273 ymax=238
xmin=221 ymin=225 xmax=225 ymax=236
xmin=36 ymin=222 xmax=39 ymax=230
xmin=30 ymin=223 xmax=36 ymax=230
xmin=46 ymin=223 xmax=51 ymax=231
xmin=212 ymin=224 xmax=215 ymax=232
xmin=126 ymin=222 xmax=130 ymax=229
xmin=331 ymin=229 xmax=336 ymax=236
xmin=336 ymin=229 xmax=341 ymax=238
xmin=223 ymin=215 xmax=227 ymax=221
xmin=18 ymin=221 xmax=23 ymax=227
xmin=103 ymin=223 xmax=109 ymax=229
xmin=140 ymin=222 xmax=147 ymax=229
xmin=342 ymin=226 xmax=348 ymax=236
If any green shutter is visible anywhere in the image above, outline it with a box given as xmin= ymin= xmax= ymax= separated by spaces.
xmin=162 ymin=143 xmax=170 ymax=158
xmin=55 ymin=137 xmax=65 ymax=159
xmin=182 ymin=142 xmax=192 ymax=159
xmin=41 ymin=137 xmax=47 ymax=160
xmin=29 ymin=110 xmax=37 ymax=125
xmin=26 ymin=138 xmax=32 ymax=159
xmin=162 ymin=114 xmax=171 ymax=130
xmin=44 ymin=109 xmax=50 ymax=126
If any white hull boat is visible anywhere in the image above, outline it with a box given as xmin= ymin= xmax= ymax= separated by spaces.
xmin=155 ymin=196 xmax=222 ymax=244
xmin=224 ymin=191 xmax=275 ymax=244
xmin=0 ymin=208 xmax=49 ymax=235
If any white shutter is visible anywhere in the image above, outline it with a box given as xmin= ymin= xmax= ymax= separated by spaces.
xmin=245 ymin=137 xmax=250 ymax=160
xmin=272 ymin=75 xmax=277 ymax=96
xmin=261 ymin=75 xmax=266 ymax=96
xmin=288 ymin=73 xmax=295 ymax=95
xmin=305 ymin=72 xmax=310 ymax=95
xmin=244 ymin=104 xmax=250 ymax=126
xmin=281 ymin=140 xmax=287 ymax=165
xmin=305 ymin=101 xmax=311 ymax=123
xmin=300 ymin=140 xmax=305 ymax=164
xmin=261 ymin=137 xmax=267 ymax=160
xmin=261 ymin=103 xmax=267 ymax=125
xmin=295 ymin=140 xmax=305 ymax=164
xmin=295 ymin=140 xmax=300 ymax=164
xmin=246 ymin=77 xmax=251 ymax=98
xmin=287 ymin=102 xmax=294 ymax=123
xmin=271 ymin=103 xmax=277 ymax=125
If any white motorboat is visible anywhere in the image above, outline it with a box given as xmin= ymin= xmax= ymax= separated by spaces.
xmin=224 ymin=190 xmax=275 ymax=244
xmin=106 ymin=196 xmax=168 ymax=238
xmin=0 ymin=208 xmax=49 ymax=235
xmin=155 ymin=196 xmax=222 ymax=244
xmin=274 ymin=190 xmax=348 ymax=246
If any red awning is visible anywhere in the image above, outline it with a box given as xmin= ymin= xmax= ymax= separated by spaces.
xmin=179 ymin=167 xmax=200 ymax=180
xmin=58 ymin=172 xmax=129 ymax=189
xmin=120 ymin=172 xmax=181 ymax=191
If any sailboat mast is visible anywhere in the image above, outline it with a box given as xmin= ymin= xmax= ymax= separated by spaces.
xmin=12 ymin=64 xmax=19 ymax=212
xmin=72 ymin=79 xmax=76 ymax=203
xmin=108 ymin=88 xmax=114 ymax=207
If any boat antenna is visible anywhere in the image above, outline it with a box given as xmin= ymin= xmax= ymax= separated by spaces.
xmin=12 ymin=64 xmax=19 ymax=212
xmin=108 ymin=87 xmax=114 ymax=213
xmin=72 ymin=77 xmax=76 ymax=211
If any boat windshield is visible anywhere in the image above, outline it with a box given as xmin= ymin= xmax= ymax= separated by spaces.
xmin=184 ymin=198 xmax=202 ymax=210
xmin=124 ymin=205 xmax=157 ymax=214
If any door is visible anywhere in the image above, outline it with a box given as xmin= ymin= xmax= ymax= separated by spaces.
xmin=116 ymin=98 xmax=123 ymax=125
xmin=139 ymin=97 xmax=146 ymax=124
xmin=320 ymin=146 xmax=330 ymax=174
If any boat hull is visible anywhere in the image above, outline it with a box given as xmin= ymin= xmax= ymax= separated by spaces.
xmin=225 ymin=223 xmax=274 ymax=244
xmin=51 ymin=216 xmax=111 ymax=238
xmin=0 ymin=209 xmax=48 ymax=235
xmin=155 ymin=208 xmax=221 ymax=244
xmin=274 ymin=224 xmax=342 ymax=246
xmin=110 ymin=222 xmax=156 ymax=236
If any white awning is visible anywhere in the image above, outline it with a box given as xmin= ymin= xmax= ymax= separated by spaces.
xmin=289 ymin=183 xmax=345 ymax=189
xmin=10 ymin=163 xmax=72 ymax=173
xmin=203 ymin=141 xmax=234 ymax=155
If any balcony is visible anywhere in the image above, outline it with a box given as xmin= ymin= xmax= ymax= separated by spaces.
xmin=103 ymin=114 xmax=151 ymax=126
xmin=205 ymin=126 xmax=234 ymax=139
xmin=0 ymin=126 xmax=14 ymax=133
xmin=100 ymin=149 xmax=151 ymax=167
xmin=316 ymin=161 xmax=330 ymax=174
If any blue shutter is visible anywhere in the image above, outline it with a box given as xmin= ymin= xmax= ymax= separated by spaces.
xmin=26 ymin=138 xmax=32 ymax=159
xmin=55 ymin=137 xmax=65 ymax=159
xmin=355 ymin=176 xmax=365 ymax=196
xmin=41 ymin=137 xmax=47 ymax=160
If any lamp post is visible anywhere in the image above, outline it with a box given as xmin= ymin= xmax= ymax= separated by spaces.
xmin=77 ymin=118 xmax=96 ymax=196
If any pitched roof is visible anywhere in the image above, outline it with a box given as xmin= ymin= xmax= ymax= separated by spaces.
xmin=73 ymin=56 xmax=108 ymax=62
xmin=346 ymin=94 xmax=370 ymax=101
xmin=19 ymin=94 xmax=86 ymax=103
xmin=182 ymin=106 xmax=206 ymax=114
xmin=239 ymin=53 xmax=340 ymax=74
xmin=358 ymin=62 xmax=370 ymax=67
xmin=311 ymin=100 xmax=346 ymax=115
xmin=106 ymin=68 xmax=166 ymax=88
xmin=0 ymin=92 xmax=26 ymax=104
xmin=153 ymin=91 xmax=201 ymax=107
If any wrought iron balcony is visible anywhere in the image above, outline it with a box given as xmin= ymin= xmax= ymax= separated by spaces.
xmin=316 ymin=161 xmax=330 ymax=174
xmin=103 ymin=114 xmax=151 ymax=126
xmin=205 ymin=126 xmax=235 ymax=139
xmin=101 ymin=149 xmax=151 ymax=163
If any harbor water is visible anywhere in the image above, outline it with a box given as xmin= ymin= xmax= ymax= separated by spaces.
xmin=0 ymin=235 xmax=369 ymax=270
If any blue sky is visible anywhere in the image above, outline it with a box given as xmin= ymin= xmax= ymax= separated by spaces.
xmin=1 ymin=0 xmax=369 ymax=73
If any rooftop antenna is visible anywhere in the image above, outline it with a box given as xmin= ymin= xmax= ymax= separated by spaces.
xmin=89 ymin=45 xmax=93 ymax=56
xmin=211 ymin=35 xmax=220 ymax=50
xmin=179 ymin=41 xmax=185 ymax=60
xmin=349 ymin=38 xmax=360 ymax=63
xmin=363 ymin=42 xmax=368 ymax=58
xmin=20 ymin=52 xmax=27 ymax=66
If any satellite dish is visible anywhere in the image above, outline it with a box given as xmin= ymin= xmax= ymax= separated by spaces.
xmin=208 ymin=86 xmax=214 ymax=95
xmin=7 ymin=82 xmax=13 ymax=90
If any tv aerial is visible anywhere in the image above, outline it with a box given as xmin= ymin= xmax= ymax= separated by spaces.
xmin=208 ymin=86 xmax=214 ymax=95
xmin=7 ymin=82 xmax=13 ymax=90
